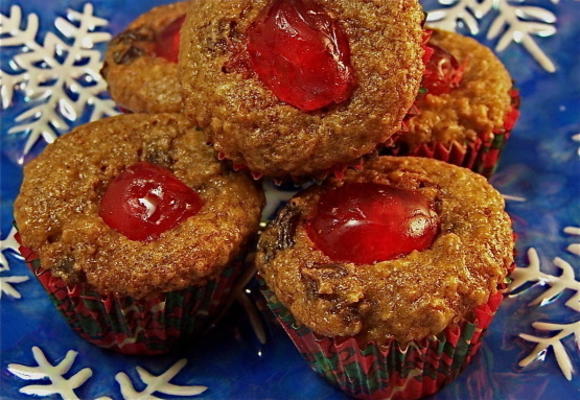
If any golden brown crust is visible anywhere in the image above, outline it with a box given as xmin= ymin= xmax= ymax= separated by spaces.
xmin=256 ymin=156 xmax=514 ymax=344
xmin=102 ymin=2 xmax=188 ymax=113
xmin=14 ymin=114 xmax=265 ymax=299
xmin=180 ymin=0 xmax=425 ymax=178
xmin=401 ymin=29 xmax=513 ymax=149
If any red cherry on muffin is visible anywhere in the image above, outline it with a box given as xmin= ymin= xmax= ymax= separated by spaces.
xmin=306 ymin=183 xmax=439 ymax=264
xmin=422 ymin=44 xmax=464 ymax=96
xmin=154 ymin=15 xmax=186 ymax=63
xmin=100 ymin=162 xmax=203 ymax=241
xmin=246 ymin=0 xmax=356 ymax=112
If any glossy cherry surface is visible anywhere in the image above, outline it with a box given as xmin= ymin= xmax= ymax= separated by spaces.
xmin=154 ymin=15 xmax=185 ymax=63
xmin=246 ymin=0 xmax=356 ymax=112
xmin=422 ymin=44 xmax=464 ymax=96
xmin=306 ymin=182 xmax=439 ymax=264
xmin=99 ymin=162 xmax=203 ymax=241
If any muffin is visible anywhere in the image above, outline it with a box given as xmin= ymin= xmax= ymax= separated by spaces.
xmin=102 ymin=2 xmax=188 ymax=113
xmin=14 ymin=113 xmax=264 ymax=355
xmin=390 ymin=29 xmax=520 ymax=177
xmin=180 ymin=0 xmax=426 ymax=179
xmin=256 ymin=156 xmax=514 ymax=399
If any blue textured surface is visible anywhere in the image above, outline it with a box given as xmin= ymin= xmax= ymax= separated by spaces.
xmin=1 ymin=1 xmax=579 ymax=399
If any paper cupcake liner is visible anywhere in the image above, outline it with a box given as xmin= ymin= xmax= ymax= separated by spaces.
xmin=17 ymin=237 xmax=244 ymax=355
xmin=389 ymin=88 xmax=521 ymax=178
xmin=261 ymin=281 xmax=508 ymax=400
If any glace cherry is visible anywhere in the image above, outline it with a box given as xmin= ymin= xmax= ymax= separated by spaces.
xmin=154 ymin=15 xmax=186 ymax=63
xmin=306 ymin=183 xmax=439 ymax=264
xmin=246 ymin=0 xmax=356 ymax=112
xmin=422 ymin=44 xmax=464 ymax=96
xmin=99 ymin=162 xmax=203 ymax=241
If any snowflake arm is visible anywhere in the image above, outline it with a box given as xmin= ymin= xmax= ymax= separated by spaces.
xmin=115 ymin=359 xmax=207 ymax=400
xmin=486 ymin=2 xmax=557 ymax=73
xmin=0 ymin=227 xmax=28 ymax=299
xmin=509 ymin=248 xmax=580 ymax=312
xmin=1 ymin=275 xmax=29 ymax=299
xmin=565 ymin=226 xmax=580 ymax=256
xmin=426 ymin=0 xmax=493 ymax=34
xmin=502 ymin=193 xmax=527 ymax=202
xmin=0 ymin=5 xmax=39 ymax=48
xmin=519 ymin=320 xmax=580 ymax=381
xmin=0 ymin=6 xmax=39 ymax=109
xmin=7 ymin=346 xmax=93 ymax=400
xmin=1 ymin=226 xmax=22 ymax=271
xmin=0 ymin=71 xmax=27 ymax=109
xmin=237 ymin=291 xmax=268 ymax=345
xmin=572 ymin=134 xmax=580 ymax=158
xmin=0 ymin=4 xmax=117 ymax=155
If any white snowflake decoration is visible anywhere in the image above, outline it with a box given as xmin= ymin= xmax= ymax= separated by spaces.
xmin=510 ymin=248 xmax=580 ymax=312
xmin=518 ymin=320 xmax=580 ymax=381
xmin=502 ymin=193 xmax=527 ymax=203
xmin=114 ymin=359 xmax=207 ymax=400
xmin=7 ymin=346 xmax=93 ymax=400
xmin=237 ymin=290 xmax=268 ymax=345
xmin=0 ymin=226 xmax=22 ymax=270
xmin=1 ymin=273 xmax=29 ymax=300
xmin=426 ymin=0 xmax=558 ymax=72
xmin=0 ymin=226 xmax=28 ymax=300
xmin=572 ymin=134 xmax=580 ymax=158
xmin=0 ymin=3 xmax=118 ymax=156
xmin=427 ymin=0 xmax=493 ymax=34
xmin=486 ymin=0 xmax=557 ymax=73
xmin=8 ymin=349 xmax=208 ymax=399
xmin=565 ymin=226 xmax=580 ymax=256
xmin=511 ymin=246 xmax=580 ymax=380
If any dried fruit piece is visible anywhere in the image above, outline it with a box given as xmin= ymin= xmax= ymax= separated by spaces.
xmin=246 ymin=0 xmax=356 ymax=111
xmin=306 ymin=183 xmax=439 ymax=264
xmin=100 ymin=162 xmax=203 ymax=241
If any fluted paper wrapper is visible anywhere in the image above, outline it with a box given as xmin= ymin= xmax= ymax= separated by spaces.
xmin=262 ymin=285 xmax=506 ymax=400
xmin=389 ymin=89 xmax=521 ymax=178
xmin=18 ymin=237 xmax=243 ymax=355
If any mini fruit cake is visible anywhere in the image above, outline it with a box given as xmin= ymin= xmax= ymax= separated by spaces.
xmin=180 ymin=0 xmax=426 ymax=179
xmin=102 ymin=2 xmax=188 ymax=113
xmin=256 ymin=156 xmax=514 ymax=400
xmin=392 ymin=29 xmax=520 ymax=177
xmin=14 ymin=113 xmax=265 ymax=355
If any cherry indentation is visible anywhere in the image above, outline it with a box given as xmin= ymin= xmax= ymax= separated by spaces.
xmin=99 ymin=162 xmax=203 ymax=241
xmin=154 ymin=15 xmax=186 ymax=63
xmin=246 ymin=0 xmax=356 ymax=112
xmin=422 ymin=44 xmax=464 ymax=96
xmin=306 ymin=182 xmax=439 ymax=264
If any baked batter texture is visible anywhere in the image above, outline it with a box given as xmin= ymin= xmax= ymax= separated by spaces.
xmin=15 ymin=113 xmax=265 ymax=299
xmin=180 ymin=0 xmax=426 ymax=178
xmin=257 ymin=156 xmax=514 ymax=344
xmin=102 ymin=2 xmax=188 ymax=113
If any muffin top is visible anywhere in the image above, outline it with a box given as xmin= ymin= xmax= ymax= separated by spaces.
xmin=256 ymin=156 xmax=514 ymax=344
xmin=15 ymin=114 xmax=264 ymax=299
xmin=401 ymin=29 xmax=513 ymax=149
xmin=102 ymin=2 xmax=188 ymax=113
xmin=180 ymin=0 xmax=425 ymax=178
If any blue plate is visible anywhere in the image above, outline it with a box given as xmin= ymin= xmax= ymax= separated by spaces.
xmin=1 ymin=0 xmax=579 ymax=399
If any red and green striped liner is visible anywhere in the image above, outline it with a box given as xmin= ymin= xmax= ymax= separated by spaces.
xmin=17 ymin=235 xmax=244 ymax=355
xmin=390 ymin=88 xmax=521 ymax=178
xmin=261 ymin=276 xmax=511 ymax=400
